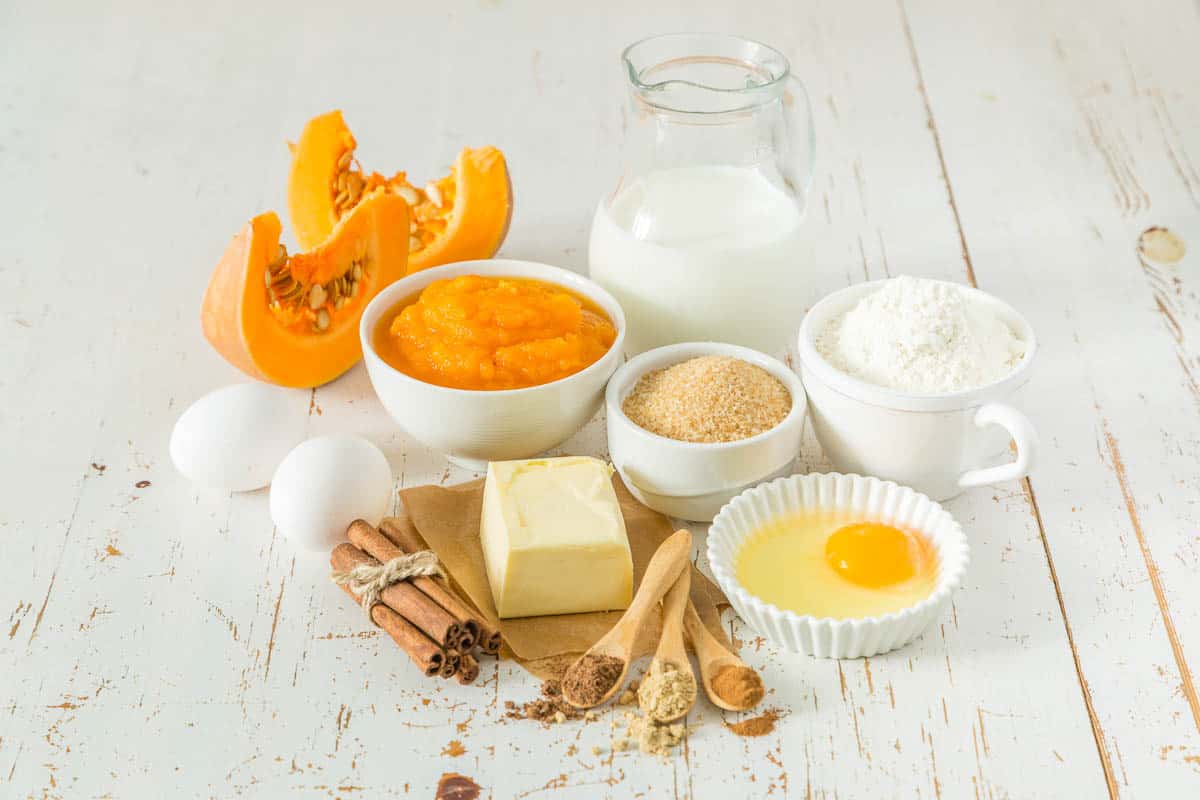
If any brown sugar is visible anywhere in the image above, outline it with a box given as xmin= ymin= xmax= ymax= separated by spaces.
xmin=711 ymin=665 xmax=765 ymax=709
xmin=621 ymin=355 xmax=791 ymax=443
xmin=562 ymin=653 xmax=625 ymax=707
xmin=724 ymin=708 xmax=782 ymax=737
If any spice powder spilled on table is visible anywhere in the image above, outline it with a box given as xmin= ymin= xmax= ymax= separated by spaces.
xmin=622 ymin=355 xmax=791 ymax=443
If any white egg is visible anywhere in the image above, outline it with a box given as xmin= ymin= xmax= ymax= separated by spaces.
xmin=170 ymin=383 xmax=309 ymax=492
xmin=270 ymin=435 xmax=393 ymax=551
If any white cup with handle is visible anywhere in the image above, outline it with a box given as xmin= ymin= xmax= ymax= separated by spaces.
xmin=797 ymin=280 xmax=1038 ymax=502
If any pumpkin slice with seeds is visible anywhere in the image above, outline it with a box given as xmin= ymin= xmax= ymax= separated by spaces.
xmin=287 ymin=110 xmax=511 ymax=275
xmin=201 ymin=191 xmax=409 ymax=388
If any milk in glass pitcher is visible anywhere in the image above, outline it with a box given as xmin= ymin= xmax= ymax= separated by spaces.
xmin=589 ymin=33 xmax=815 ymax=355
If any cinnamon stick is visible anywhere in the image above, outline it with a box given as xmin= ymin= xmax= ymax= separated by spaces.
xmin=441 ymin=649 xmax=461 ymax=679
xmin=377 ymin=516 xmax=503 ymax=655
xmin=330 ymin=554 xmax=444 ymax=677
xmin=332 ymin=542 xmax=462 ymax=651
xmin=456 ymin=652 xmax=480 ymax=685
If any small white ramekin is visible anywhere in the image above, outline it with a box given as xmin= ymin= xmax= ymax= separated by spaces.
xmin=360 ymin=259 xmax=626 ymax=469
xmin=605 ymin=342 xmax=807 ymax=522
xmin=707 ymin=472 xmax=969 ymax=659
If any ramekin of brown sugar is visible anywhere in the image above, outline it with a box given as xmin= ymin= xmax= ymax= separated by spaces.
xmin=605 ymin=342 xmax=807 ymax=522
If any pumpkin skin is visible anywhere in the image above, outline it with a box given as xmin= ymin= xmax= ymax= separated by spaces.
xmin=201 ymin=192 xmax=409 ymax=388
xmin=287 ymin=110 xmax=512 ymax=274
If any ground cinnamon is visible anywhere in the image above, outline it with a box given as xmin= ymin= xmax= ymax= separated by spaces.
xmin=562 ymin=653 xmax=625 ymax=707
xmin=723 ymin=708 xmax=781 ymax=737
xmin=377 ymin=516 xmax=502 ymax=655
xmin=333 ymin=542 xmax=463 ymax=650
xmin=711 ymin=664 xmax=764 ymax=709
xmin=330 ymin=552 xmax=444 ymax=676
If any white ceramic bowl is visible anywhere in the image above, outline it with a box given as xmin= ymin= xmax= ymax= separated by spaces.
xmin=798 ymin=280 xmax=1039 ymax=501
xmin=707 ymin=472 xmax=969 ymax=659
xmin=360 ymin=259 xmax=626 ymax=468
xmin=605 ymin=342 xmax=806 ymax=522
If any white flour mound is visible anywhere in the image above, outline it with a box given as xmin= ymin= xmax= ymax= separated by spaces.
xmin=816 ymin=276 xmax=1026 ymax=394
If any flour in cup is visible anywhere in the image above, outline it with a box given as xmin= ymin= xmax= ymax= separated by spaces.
xmin=815 ymin=276 xmax=1026 ymax=394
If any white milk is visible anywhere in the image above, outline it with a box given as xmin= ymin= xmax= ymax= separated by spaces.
xmin=588 ymin=165 xmax=812 ymax=355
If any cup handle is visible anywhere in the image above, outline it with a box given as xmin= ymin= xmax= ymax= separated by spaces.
xmin=957 ymin=403 xmax=1039 ymax=489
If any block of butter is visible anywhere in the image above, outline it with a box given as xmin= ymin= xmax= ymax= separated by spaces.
xmin=480 ymin=456 xmax=634 ymax=619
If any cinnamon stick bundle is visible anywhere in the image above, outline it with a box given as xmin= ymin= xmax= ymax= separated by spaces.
xmin=332 ymin=542 xmax=463 ymax=651
xmin=330 ymin=554 xmax=444 ymax=677
xmin=377 ymin=516 xmax=503 ymax=655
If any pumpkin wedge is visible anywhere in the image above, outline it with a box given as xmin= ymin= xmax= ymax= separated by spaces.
xmin=202 ymin=191 xmax=409 ymax=388
xmin=287 ymin=110 xmax=512 ymax=274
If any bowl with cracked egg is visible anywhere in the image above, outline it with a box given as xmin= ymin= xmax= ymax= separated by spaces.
xmin=707 ymin=471 xmax=970 ymax=659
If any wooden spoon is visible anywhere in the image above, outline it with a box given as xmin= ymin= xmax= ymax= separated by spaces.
xmin=640 ymin=564 xmax=697 ymax=722
xmin=561 ymin=529 xmax=693 ymax=709
xmin=683 ymin=600 xmax=764 ymax=712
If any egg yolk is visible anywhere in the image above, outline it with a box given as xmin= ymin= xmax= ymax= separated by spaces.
xmin=825 ymin=523 xmax=927 ymax=588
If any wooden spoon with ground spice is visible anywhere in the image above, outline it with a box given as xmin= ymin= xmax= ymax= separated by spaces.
xmin=561 ymin=529 xmax=693 ymax=709
xmin=637 ymin=564 xmax=697 ymax=722
xmin=683 ymin=600 xmax=764 ymax=712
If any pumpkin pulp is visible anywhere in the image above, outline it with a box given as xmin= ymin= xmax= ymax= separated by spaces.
xmin=373 ymin=275 xmax=617 ymax=391
xmin=288 ymin=110 xmax=512 ymax=275
xmin=202 ymin=192 xmax=410 ymax=388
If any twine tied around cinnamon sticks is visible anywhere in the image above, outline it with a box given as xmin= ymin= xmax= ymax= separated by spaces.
xmin=332 ymin=549 xmax=444 ymax=618
xmin=329 ymin=517 xmax=501 ymax=684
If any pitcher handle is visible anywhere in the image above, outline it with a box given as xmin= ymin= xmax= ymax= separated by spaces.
xmin=958 ymin=403 xmax=1039 ymax=489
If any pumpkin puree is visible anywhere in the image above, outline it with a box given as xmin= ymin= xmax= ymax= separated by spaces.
xmin=375 ymin=275 xmax=616 ymax=390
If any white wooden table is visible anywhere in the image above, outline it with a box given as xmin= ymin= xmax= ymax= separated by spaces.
xmin=4 ymin=1 xmax=1200 ymax=796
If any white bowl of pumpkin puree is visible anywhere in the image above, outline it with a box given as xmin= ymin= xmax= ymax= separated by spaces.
xmin=360 ymin=259 xmax=625 ymax=467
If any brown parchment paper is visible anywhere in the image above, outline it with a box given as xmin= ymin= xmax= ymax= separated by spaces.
xmin=397 ymin=475 xmax=731 ymax=673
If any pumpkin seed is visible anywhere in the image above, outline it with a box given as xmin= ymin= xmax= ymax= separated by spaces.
xmin=396 ymin=185 xmax=420 ymax=206
xmin=264 ymin=267 xmax=275 ymax=287
xmin=309 ymin=284 xmax=328 ymax=310
xmin=272 ymin=244 xmax=288 ymax=267
xmin=409 ymin=219 xmax=418 ymax=234
xmin=352 ymin=262 xmax=363 ymax=281
xmin=315 ymin=308 xmax=331 ymax=331
xmin=425 ymin=182 xmax=444 ymax=208
xmin=335 ymin=296 xmax=347 ymax=311
xmin=409 ymin=235 xmax=422 ymax=251
xmin=337 ymin=151 xmax=353 ymax=171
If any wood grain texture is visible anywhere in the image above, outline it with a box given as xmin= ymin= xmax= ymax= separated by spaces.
xmin=1 ymin=0 xmax=1197 ymax=797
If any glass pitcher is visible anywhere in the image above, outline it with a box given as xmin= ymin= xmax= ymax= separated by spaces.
xmin=588 ymin=33 xmax=815 ymax=356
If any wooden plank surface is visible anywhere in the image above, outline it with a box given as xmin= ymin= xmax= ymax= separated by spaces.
xmin=2 ymin=0 xmax=1198 ymax=797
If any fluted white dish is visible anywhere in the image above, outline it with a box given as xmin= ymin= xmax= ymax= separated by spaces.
xmin=360 ymin=259 xmax=626 ymax=469
xmin=707 ymin=472 xmax=969 ymax=659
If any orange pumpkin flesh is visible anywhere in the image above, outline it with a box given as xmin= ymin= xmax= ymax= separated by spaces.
xmin=201 ymin=192 xmax=409 ymax=388
xmin=287 ymin=110 xmax=512 ymax=274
